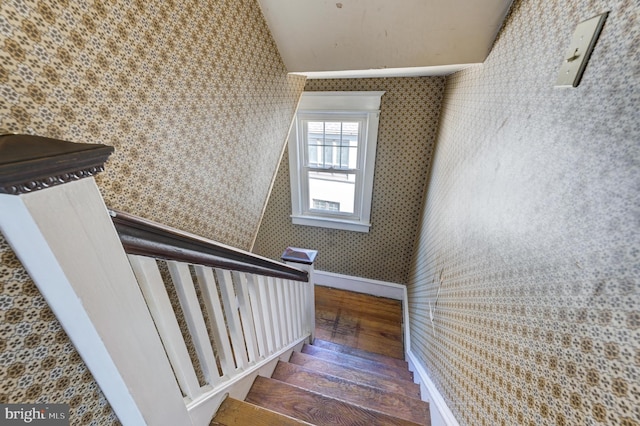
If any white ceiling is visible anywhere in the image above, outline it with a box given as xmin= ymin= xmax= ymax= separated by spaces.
xmin=257 ymin=0 xmax=513 ymax=78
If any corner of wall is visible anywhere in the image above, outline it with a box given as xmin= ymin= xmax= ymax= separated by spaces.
xmin=250 ymin=85 xmax=305 ymax=252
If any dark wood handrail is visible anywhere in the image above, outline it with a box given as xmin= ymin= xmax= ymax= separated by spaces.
xmin=110 ymin=209 xmax=309 ymax=282
xmin=0 ymin=134 xmax=307 ymax=281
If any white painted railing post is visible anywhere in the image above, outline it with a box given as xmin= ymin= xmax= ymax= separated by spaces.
xmin=282 ymin=247 xmax=318 ymax=343
xmin=0 ymin=135 xmax=191 ymax=426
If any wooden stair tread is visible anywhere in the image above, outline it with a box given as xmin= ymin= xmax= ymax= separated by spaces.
xmin=246 ymin=376 xmax=423 ymax=426
xmin=272 ymin=361 xmax=430 ymax=425
xmin=313 ymin=338 xmax=409 ymax=369
xmin=289 ymin=351 xmax=421 ymax=400
xmin=314 ymin=326 xmax=404 ymax=360
xmin=210 ymin=397 xmax=312 ymax=425
xmin=302 ymin=344 xmax=413 ymax=381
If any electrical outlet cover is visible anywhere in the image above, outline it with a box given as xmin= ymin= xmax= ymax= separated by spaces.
xmin=555 ymin=12 xmax=608 ymax=87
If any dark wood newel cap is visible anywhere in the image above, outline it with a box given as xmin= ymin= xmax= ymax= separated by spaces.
xmin=0 ymin=134 xmax=114 ymax=195
xmin=282 ymin=247 xmax=318 ymax=265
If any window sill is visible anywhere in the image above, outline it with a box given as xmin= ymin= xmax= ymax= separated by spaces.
xmin=291 ymin=215 xmax=371 ymax=233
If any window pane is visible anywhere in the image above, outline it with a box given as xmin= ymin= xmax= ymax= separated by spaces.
xmin=342 ymin=122 xmax=359 ymax=136
xmin=324 ymin=122 xmax=342 ymax=137
xmin=308 ymin=144 xmax=318 ymax=166
xmin=306 ymin=121 xmax=359 ymax=170
xmin=323 ymin=144 xmax=334 ymax=166
xmin=312 ymin=199 xmax=340 ymax=211
xmin=340 ymin=146 xmax=357 ymax=168
xmin=307 ymin=121 xmax=325 ymax=135
xmin=308 ymin=171 xmax=356 ymax=214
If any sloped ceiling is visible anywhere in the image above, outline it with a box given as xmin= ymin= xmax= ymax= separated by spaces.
xmin=257 ymin=0 xmax=513 ymax=77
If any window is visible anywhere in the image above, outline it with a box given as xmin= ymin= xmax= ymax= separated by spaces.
xmin=288 ymin=91 xmax=384 ymax=232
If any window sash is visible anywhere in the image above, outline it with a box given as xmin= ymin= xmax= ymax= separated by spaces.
xmin=306 ymin=169 xmax=357 ymax=216
xmin=298 ymin=115 xmax=366 ymax=219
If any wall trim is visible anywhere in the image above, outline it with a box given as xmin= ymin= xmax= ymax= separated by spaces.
xmin=313 ymin=270 xmax=458 ymax=426
xmin=407 ymin=350 xmax=460 ymax=426
xmin=313 ymin=270 xmax=405 ymax=300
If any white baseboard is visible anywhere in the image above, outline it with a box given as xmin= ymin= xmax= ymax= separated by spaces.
xmin=314 ymin=270 xmax=405 ymax=300
xmin=407 ymin=350 xmax=460 ymax=426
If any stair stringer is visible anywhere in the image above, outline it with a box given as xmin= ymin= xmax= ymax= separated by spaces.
xmin=407 ymin=350 xmax=460 ymax=426
xmin=191 ymin=335 xmax=309 ymax=425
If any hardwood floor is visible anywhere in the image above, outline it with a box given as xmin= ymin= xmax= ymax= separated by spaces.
xmin=314 ymin=286 xmax=405 ymax=359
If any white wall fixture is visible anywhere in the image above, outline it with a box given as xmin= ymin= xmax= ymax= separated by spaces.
xmin=555 ymin=12 xmax=608 ymax=87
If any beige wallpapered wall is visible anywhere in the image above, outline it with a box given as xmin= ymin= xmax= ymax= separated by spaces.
xmin=408 ymin=0 xmax=639 ymax=425
xmin=253 ymin=77 xmax=445 ymax=284
xmin=0 ymin=0 xmax=304 ymax=424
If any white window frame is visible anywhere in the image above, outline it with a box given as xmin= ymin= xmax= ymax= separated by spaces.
xmin=288 ymin=91 xmax=384 ymax=233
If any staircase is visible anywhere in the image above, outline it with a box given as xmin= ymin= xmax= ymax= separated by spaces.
xmin=211 ymin=338 xmax=430 ymax=426
xmin=1 ymin=135 xmax=428 ymax=425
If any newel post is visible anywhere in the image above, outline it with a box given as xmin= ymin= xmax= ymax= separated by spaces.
xmin=0 ymin=135 xmax=191 ymax=425
xmin=281 ymin=247 xmax=318 ymax=343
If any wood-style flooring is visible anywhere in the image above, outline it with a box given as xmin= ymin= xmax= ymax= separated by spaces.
xmin=314 ymin=286 xmax=404 ymax=359
xmin=212 ymin=286 xmax=429 ymax=426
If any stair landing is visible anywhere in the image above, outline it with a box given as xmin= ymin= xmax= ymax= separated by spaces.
xmin=314 ymin=286 xmax=405 ymax=359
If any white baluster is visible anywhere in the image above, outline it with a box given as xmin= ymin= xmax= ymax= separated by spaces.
xmin=297 ymin=281 xmax=305 ymax=338
xmin=283 ymin=280 xmax=294 ymax=343
xmin=167 ymin=261 xmax=221 ymax=386
xmin=305 ymin=280 xmax=314 ymax=340
xmin=128 ymin=255 xmax=202 ymax=400
xmin=275 ymin=278 xmax=289 ymax=344
xmin=266 ymin=276 xmax=283 ymax=349
xmin=290 ymin=281 xmax=300 ymax=339
xmin=194 ymin=265 xmax=235 ymax=376
xmin=245 ymin=274 xmax=268 ymax=358
xmin=256 ymin=275 xmax=275 ymax=354
xmin=293 ymin=280 xmax=301 ymax=339
xmin=232 ymin=271 xmax=259 ymax=363
xmin=215 ymin=269 xmax=249 ymax=369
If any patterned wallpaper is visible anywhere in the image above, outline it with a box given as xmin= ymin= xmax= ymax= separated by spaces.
xmin=0 ymin=240 xmax=119 ymax=424
xmin=253 ymin=77 xmax=445 ymax=284
xmin=0 ymin=0 xmax=304 ymax=424
xmin=408 ymin=0 xmax=639 ymax=425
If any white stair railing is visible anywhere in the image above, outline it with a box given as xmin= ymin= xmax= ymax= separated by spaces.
xmin=110 ymin=209 xmax=316 ymax=424
xmin=0 ymin=134 xmax=316 ymax=426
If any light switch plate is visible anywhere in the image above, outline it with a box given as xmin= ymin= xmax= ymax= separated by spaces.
xmin=555 ymin=12 xmax=608 ymax=88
